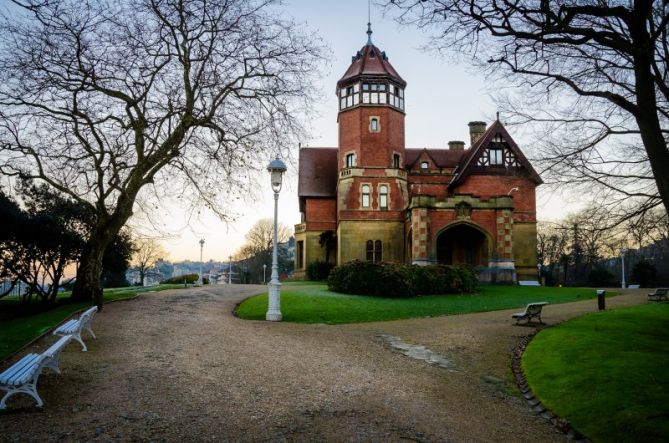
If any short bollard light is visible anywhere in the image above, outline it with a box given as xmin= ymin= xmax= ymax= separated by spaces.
xmin=596 ymin=289 xmax=606 ymax=311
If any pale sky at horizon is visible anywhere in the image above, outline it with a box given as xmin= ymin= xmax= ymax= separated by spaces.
xmin=146 ymin=0 xmax=581 ymax=263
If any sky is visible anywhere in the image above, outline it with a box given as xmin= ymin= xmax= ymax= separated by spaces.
xmin=156 ymin=0 xmax=579 ymax=263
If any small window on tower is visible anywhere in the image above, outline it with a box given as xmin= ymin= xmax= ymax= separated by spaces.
xmin=379 ymin=185 xmax=388 ymax=209
xmin=370 ymin=117 xmax=380 ymax=133
xmin=393 ymin=154 xmax=401 ymax=168
xmin=361 ymin=184 xmax=371 ymax=208
xmin=345 ymin=153 xmax=356 ymax=168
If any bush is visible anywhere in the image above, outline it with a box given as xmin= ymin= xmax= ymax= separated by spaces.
xmin=588 ymin=267 xmax=616 ymax=287
xmin=160 ymin=273 xmax=199 ymax=284
xmin=306 ymin=261 xmax=335 ymax=281
xmin=327 ymin=260 xmax=478 ymax=297
xmin=631 ymin=259 xmax=658 ymax=287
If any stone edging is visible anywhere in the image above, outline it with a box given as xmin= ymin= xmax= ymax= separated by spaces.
xmin=511 ymin=332 xmax=590 ymax=442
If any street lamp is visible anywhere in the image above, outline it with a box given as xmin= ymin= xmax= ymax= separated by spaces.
xmin=199 ymin=239 xmax=205 ymax=285
xmin=263 ymin=264 xmax=267 ymax=284
xmin=620 ymin=248 xmax=628 ymax=288
xmin=228 ymin=255 xmax=232 ymax=285
xmin=266 ymin=157 xmax=287 ymax=321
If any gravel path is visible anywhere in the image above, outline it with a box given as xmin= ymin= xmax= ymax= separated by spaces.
xmin=0 ymin=286 xmax=647 ymax=442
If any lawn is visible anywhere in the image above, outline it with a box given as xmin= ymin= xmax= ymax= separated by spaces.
xmin=523 ymin=303 xmax=669 ymax=442
xmin=0 ymin=284 xmax=184 ymax=362
xmin=236 ymin=282 xmax=615 ymax=324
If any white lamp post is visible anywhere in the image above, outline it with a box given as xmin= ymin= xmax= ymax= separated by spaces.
xmin=228 ymin=255 xmax=232 ymax=285
xmin=620 ymin=248 xmax=627 ymax=288
xmin=199 ymin=239 xmax=205 ymax=285
xmin=266 ymin=157 xmax=287 ymax=321
xmin=263 ymin=264 xmax=267 ymax=284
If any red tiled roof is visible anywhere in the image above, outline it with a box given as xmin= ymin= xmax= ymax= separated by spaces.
xmin=298 ymin=148 xmax=338 ymax=197
xmin=337 ymin=43 xmax=406 ymax=89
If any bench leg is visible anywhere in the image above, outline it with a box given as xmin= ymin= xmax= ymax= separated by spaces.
xmin=84 ymin=326 xmax=96 ymax=339
xmin=72 ymin=333 xmax=88 ymax=352
xmin=0 ymin=382 xmax=44 ymax=409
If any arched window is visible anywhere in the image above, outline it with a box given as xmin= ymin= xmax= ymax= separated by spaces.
xmin=370 ymin=117 xmax=379 ymax=132
xmin=346 ymin=153 xmax=356 ymax=168
xmin=366 ymin=240 xmax=374 ymax=261
xmin=379 ymin=184 xmax=388 ymax=209
xmin=361 ymin=184 xmax=371 ymax=208
xmin=421 ymin=161 xmax=429 ymax=170
xmin=374 ymin=240 xmax=383 ymax=263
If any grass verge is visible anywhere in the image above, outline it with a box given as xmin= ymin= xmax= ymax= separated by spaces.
xmin=522 ymin=303 xmax=669 ymax=442
xmin=236 ymin=283 xmax=615 ymax=324
xmin=0 ymin=284 xmax=184 ymax=362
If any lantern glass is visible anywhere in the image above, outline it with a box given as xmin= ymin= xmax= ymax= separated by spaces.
xmin=271 ymin=169 xmax=283 ymax=192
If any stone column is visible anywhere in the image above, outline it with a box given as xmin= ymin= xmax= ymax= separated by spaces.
xmin=411 ymin=208 xmax=430 ymax=265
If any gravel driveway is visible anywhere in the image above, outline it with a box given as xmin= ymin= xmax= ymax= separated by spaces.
xmin=0 ymin=286 xmax=647 ymax=442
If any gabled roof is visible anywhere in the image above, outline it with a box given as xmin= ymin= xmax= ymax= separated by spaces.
xmin=448 ymin=120 xmax=543 ymax=189
xmin=337 ymin=28 xmax=406 ymax=89
xmin=405 ymin=148 xmax=466 ymax=168
xmin=298 ymin=148 xmax=338 ymax=198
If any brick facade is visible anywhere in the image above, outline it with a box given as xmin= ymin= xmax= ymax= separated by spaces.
xmin=295 ymin=34 xmax=542 ymax=282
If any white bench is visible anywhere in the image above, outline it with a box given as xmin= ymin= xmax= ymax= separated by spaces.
xmin=512 ymin=302 xmax=548 ymax=325
xmin=518 ymin=280 xmax=541 ymax=286
xmin=0 ymin=335 xmax=72 ymax=409
xmin=53 ymin=306 xmax=98 ymax=351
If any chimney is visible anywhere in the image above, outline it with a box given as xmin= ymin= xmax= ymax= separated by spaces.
xmin=468 ymin=121 xmax=487 ymax=146
xmin=448 ymin=140 xmax=465 ymax=151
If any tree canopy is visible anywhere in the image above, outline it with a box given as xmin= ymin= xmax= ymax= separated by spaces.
xmin=0 ymin=0 xmax=325 ymax=307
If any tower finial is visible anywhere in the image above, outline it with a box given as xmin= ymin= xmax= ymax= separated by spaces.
xmin=366 ymin=0 xmax=373 ymax=45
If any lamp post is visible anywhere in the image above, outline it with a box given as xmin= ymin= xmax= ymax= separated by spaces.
xmin=263 ymin=264 xmax=267 ymax=284
xmin=228 ymin=255 xmax=232 ymax=285
xmin=199 ymin=239 xmax=205 ymax=285
xmin=266 ymin=157 xmax=287 ymax=321
xmin=620 ymin=248 xmax=627 ymax=288
xmin=537 ymin=262 xmax=542 ymax=285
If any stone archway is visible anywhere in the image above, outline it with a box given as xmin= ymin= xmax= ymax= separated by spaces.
xmin=436 ymin=223 xmax=489 ymax=266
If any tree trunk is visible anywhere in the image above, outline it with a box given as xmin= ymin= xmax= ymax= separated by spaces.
xmin=71 ymin=238 xmax=107 ymax=309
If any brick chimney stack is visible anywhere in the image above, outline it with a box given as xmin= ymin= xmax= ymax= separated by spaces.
xmin=448 ymin=140 xmax=465 ymax=151
xmin=468 ymin=121 xmax=487 ymax=146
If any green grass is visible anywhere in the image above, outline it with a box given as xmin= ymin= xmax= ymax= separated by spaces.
xmin=236 ymin=283 xmax=614 ymax=324
xmin=0 ymin=284 xmax=184 ymax=362
xmin=523 ymin=303 xmax=669 ymax=442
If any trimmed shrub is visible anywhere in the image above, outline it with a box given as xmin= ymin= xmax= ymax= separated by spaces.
xmin=588 ymin=267 xmax=616 ymax=287
xmin=306 ymin=260 xmax=335 ymax=281
xmin=328 ymin=260 xmax=478 ymax=297
xmin=160 ymin=273 xmax=199 ymax=284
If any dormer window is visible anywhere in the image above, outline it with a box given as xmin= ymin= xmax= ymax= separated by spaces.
xmin=345 ymin=153 xmax=356 ymax=168
xmin=489 ymin=149 xmax=504 ymax=165
xmin=421 ymin=161 xmax=429 ymax=170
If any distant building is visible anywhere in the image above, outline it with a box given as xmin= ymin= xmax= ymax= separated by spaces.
xmin=294 ymin=25 xmax=542 ymax=282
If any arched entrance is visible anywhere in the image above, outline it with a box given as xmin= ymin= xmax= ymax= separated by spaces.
xmin=436 ymin=223 xmax=489 ymax=266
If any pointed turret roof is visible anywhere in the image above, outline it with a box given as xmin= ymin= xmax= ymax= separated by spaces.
xmin=337 ymin=24 xmax=406 ymax=89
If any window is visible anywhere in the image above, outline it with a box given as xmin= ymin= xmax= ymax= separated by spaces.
xmin=421 ymin=161 xmax=429 ymax=170
xmin=345 ymin=153 xmax=356 ymax=168
xmin=297 ymin=240 xmax=304 ymax=269
xmin=379 ymin=185 xmax=388 ymax=209
xmin=393 ymin=154 xmax=401 ymax=168
xmin=370 ymin=117 xmax=379 ymax=132
xmin=361 ymin=184 xmax=371 ymax=208
xmin=366 ymin=240 xmax=383 ymax=263
xmin=490 ymin=149 xmax=503 ymax=165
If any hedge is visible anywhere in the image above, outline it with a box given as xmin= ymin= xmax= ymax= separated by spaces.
xmin=306 ymin=260 xmax=335 ymax=281
xmin=327 ymin=260 xmax=478 ymax=297
xmin=160 ymin=273 xmax=199 ymax=284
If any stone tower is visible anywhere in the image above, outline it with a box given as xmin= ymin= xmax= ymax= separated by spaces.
xmin=335 ymin=24 xmax=409 ymax=264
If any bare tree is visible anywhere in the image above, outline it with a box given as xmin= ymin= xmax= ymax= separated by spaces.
xmin=383 ymin=0 xmax=669 ymax=221
xmin=132 ymin=238 xmax=167 ymax=286
xmin=234 ymin=218 xmax=290 ymax=283
xmin=0 ymin=0 xmax=325 ymax=307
